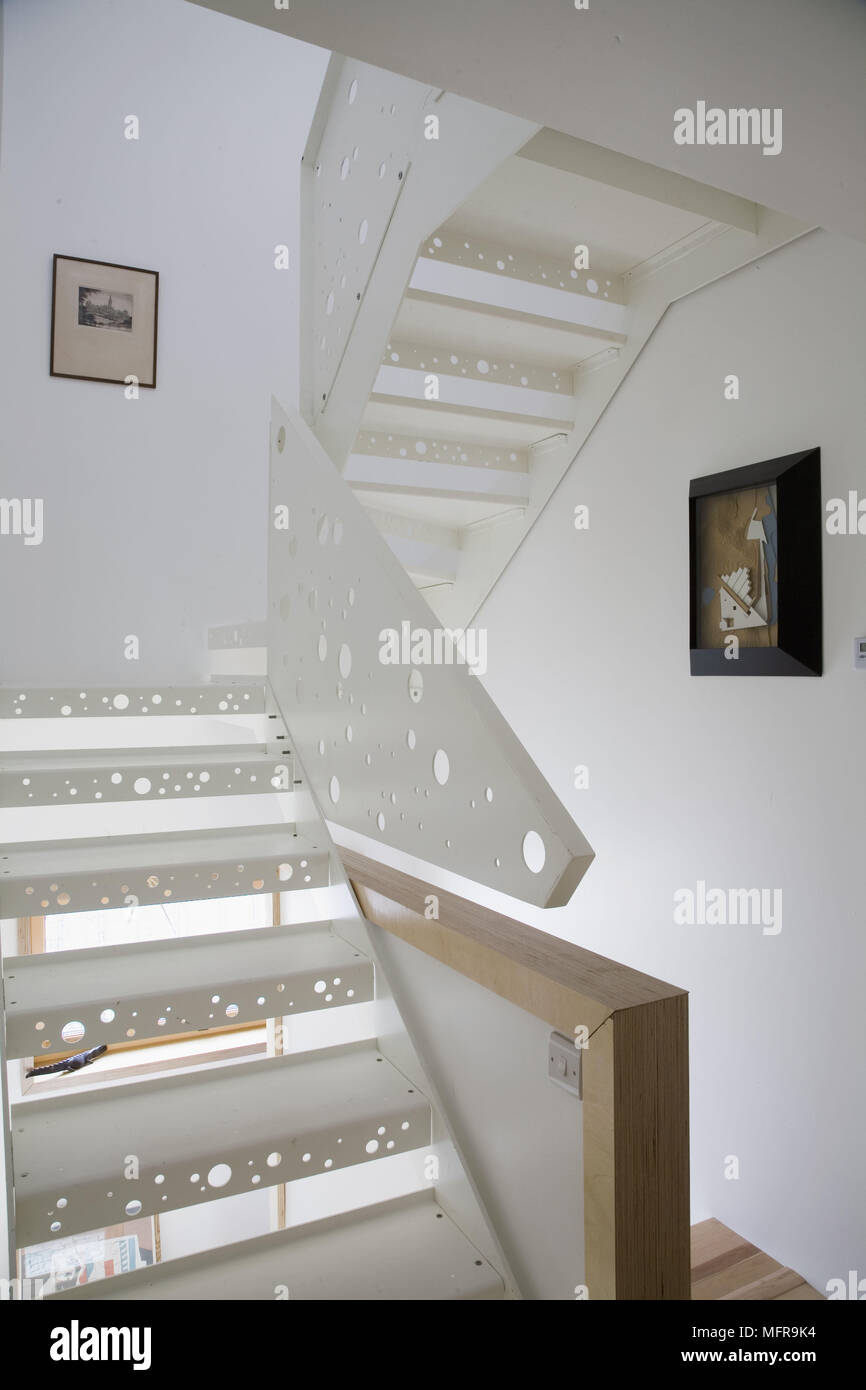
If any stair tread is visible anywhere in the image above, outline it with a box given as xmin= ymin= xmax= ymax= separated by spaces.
xmin=407 ymin=258 xmax=628 ymax=337
xmin=0 ymin=745 xmax=278 ymax=771
xmin=371 ymin=368 xmax=576 ymax=427
xmin=207 ymin=622 xmax=267 ymax=649
xmin=362 ymin=399 xmax=553 ymax=449
xmin=690 ymin=1220 xmax=825 ymax=1301
xmin=0 ymin=747 xmax=292 ymax=806
xmin=1 ymin=823 xmax=319 ymax=875
xmin=3 ymin=924 xmax=373 ymax=1056
xmin=13 ymin=1042 xmax=430 ymax=1247
xmin=395 ymin=291 xmax=615 ymax=369
xmin=0 ymin=686 xmax=265 ymax=718
xmin=0 ymin=824 xmax=329 ymax=916
xmin=46 ymin=1192 xmax=503 ymax=1301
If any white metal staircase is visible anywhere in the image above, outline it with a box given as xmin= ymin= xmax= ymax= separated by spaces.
xmin=296 ymin=53 xmax=810 ymax=628
xmin=0 ymin=684 xmax=511 ymax=1299
xmin=2 ymin=19 xmax=795 ymax=1303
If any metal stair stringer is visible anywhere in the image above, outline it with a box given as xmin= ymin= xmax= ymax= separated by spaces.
xmin=299 ymin=53 xmax=538 ymax=469
xmin=263 ymin=680 xmax=524 ymax=1296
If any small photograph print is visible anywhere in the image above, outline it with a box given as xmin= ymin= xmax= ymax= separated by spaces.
xmin=78 ymin=286 xmax=133 ymax=332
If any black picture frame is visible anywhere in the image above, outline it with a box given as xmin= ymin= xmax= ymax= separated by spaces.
xmin=50 ymin=254 xmax=159 ymax=388
xmin=689 ymin=448 xmax=822 ymax=677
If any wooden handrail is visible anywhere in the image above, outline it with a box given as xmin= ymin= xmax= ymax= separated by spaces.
xmin=341 ymin=847 xmax=690 ymax=1300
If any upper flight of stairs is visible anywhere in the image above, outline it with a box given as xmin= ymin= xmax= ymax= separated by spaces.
xmin=0 ymin=684 xmax=507 ymax=1300
xmin=338 ymin=140 xmax=808 ymax=623
xmin=346 ymin=165 xmax=638 ymax=607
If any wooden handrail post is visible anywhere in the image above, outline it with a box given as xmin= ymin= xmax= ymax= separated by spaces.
xmin=340 ymin=847 xmax=690 ymax=1300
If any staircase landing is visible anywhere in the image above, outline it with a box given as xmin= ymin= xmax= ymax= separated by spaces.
xmin=691 ymin=1219 xmax=824 ymax=1301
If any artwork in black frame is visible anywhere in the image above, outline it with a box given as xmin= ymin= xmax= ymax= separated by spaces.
xmin=50 ymin=254 xmax=158 ymax=388
xmin=689 ymin=448 xmax=822 ymax=676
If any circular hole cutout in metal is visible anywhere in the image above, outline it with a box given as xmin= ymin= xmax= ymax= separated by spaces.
xmin=433 ymin=749 xmax=450 ymax=786
xmin=522 ymin=830 xmax=546 ymax=874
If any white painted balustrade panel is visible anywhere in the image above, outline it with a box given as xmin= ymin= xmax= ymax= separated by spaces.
xmin=268 ymin=404 xmax=594 ymax=906
xmin=305 ymin=57 xmax=421 ymax=423
xmin=299 ymin=53 xmax=536 ymax=464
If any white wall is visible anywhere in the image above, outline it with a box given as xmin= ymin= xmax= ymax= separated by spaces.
xmin=0 ymin=0 xmax=328 ymax=686
xmin=478 ymin=228 xmax=866 ymax=1294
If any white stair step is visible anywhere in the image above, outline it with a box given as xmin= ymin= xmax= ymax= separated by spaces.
xmin=0 ymin=824 xmax=329 ymax=916
xmin=362 ymin=397 xmax=551 ymax=449
xmin=363 ymin=490 xmax=518 ymax=532
xmin=0 ymin=792 xmax=302 ymax=848
xmin=394 ymin=291 xmax=616 ymax=371
xmin=0 ymin=747 xmax=293 ymax=807
xmin=345 ymin=452 xmax=530 ymax=505
xmin=371 ymin=362 xmax=576 ymax=429
xmin=207 ymin=623 xmax=268 ymax=677
xmin=0 ymin=686 xmax=265 ymax=719
xmin=207 ymin=623 xmax=268 ymax=650
xmin=13 ymin=1041 xmax=430 ymax=1247
xmin=351 ymin=428 xmax=529 ymax=473
xmin=208 ymin=652 xmax=268 ymax=677
xmin=45 ymin=1192 xmax=503 ymax=1301
xmin=408 ymin=252 xmax=628 ymax=340
xmin=0 ymin=714 xmax=273 ymax=753
xmin=3 ymin=923 xmax=373 ymax=1058
xmin=372 ymin=519 xmax=460 ymax=583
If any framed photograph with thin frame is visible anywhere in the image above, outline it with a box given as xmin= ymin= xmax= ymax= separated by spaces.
xmin=50 ymin=254 xmax=158 ymax=388
xmin=689 ymin=448 xmax=822 ymax=676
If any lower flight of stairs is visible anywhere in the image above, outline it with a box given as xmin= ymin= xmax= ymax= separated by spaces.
xmin=1 ymin=682 xmax=507 ymax=1302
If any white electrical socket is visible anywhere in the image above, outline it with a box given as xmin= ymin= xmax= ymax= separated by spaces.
xmin=548 ymin=1031 xmax=582 ymax=1098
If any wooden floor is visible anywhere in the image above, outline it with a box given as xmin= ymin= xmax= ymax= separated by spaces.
xmin=691 ymin=1219 xmax=824 ymax=1300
